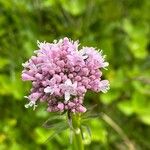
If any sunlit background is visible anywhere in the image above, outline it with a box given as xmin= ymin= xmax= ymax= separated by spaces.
xmin=0 ymin=0 xmax=150 ymax=149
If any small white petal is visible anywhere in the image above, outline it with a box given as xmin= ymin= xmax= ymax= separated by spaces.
xmin=24 ymin=96 xmax=29 ymax=99
xmin=65 ymin=79 xmax=72 ymax=86
xmin=53 ymin=40 xmax=57 ymax=44
xmin=79 ymin=49 xmax=88 ymax=59
xmin=24 ymin=101 xmax=37 ymax=110
xmin=58 ymin=39 xmax=63 ymax=44
xmin=22 ymin=62 xmax=29 ymax=67
xmin=82 ymin=55 xmax=88 ymax=59
xmin=33 ymin=104 xmax=37 ymax=110
xmin=73 ymin=81 xmax=77 ymax=88
xmin=24 ymin=103 xmax=30 ymax=108
xmin=25 ymin=101 xmax=33 ymax=108
xmin=79 ymin=49 xmax=86 ymax=55
xmin=34 ymin=50 xmax=38 ymax=54
xmin=29 ymin=102 xmax=33 ymax=107
xmin=101 ymin=86 xmax=110 ymax=93
xmin=44 ymin=87 xmax=52 ymax=93
xmin=37 ymin=40 xmax=46 ymax=49
xmin=103 ymin=62 xmax=109 ymax=67
xmin=65 ymin=92 xmax=71 ymax=102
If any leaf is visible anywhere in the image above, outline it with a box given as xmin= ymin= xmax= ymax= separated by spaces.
xmin=139 ymin=115 xmax=150 ymax=125
xmin=0 ymin=73 xmax=24 ymax=99
xmin=82 ymin=113 xmax=100 ymax=123
xmin=43 ymin=115 xmax=66 ymax=129
xmin=90 ymin=119 xmax=107 ymax=144
xmin=117 ymin=100 xmax=134 ymax=116
xmin=80 ymin=125 xmax=92 ymax=145
xmin=60 ymin=0 xmax=86 ymax=16
xmin=45 ymin=123 xmax=68 ymax=143
xmin=100 ymin=89 xmax=120 ymax=105
xmin=82 ymin=125 xmax=91 ymax=138
xmin=82 ymin=104 xmax=99 ymax=120
xmin=123 ymin=19 xmax=148 ymax=59
xmin=109 ymin=69 xmax=125 ymax=89
xmin=0 ymin=58 xmax=9 ymax=69
xmin=34 ymin=128 xmax=52 ymax=144
xmin=42 ymin=0 xmax=56 ymax=7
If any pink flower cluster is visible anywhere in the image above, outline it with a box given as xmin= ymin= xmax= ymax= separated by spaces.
xmin=22 ymin=37 xmax=109 ymax=113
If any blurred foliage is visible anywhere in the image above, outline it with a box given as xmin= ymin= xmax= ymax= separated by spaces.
xmin=0 ymin=0 xmax=150 ymax=149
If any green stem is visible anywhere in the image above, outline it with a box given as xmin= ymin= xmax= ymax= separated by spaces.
xmin=71 ymin=113 xmax=84 ymax=150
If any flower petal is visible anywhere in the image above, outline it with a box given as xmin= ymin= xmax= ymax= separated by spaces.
xmin=73 ymin=81 xmax=77 ymax=89
xmin=65 ymin=79 xmax=72 ymax=86
xmin=65 ymin=92 xmax=71 ymax=102
xmin=44 ymin=86 xmax=53 ymax=93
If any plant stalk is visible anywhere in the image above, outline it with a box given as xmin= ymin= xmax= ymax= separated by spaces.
xmin=70 ymin=113 xmax=84 ymax=150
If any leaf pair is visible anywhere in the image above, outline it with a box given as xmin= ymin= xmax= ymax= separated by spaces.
xmin=42 ymin=113 xmax=68 ymax=143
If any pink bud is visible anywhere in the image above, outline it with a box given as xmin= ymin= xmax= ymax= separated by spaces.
xmin=22 ymin=73 xmax=35 ymax=81
xmin=82 ymin=68 xmax=89 ymax=76
xmin=75 ymin=66 xmax=80 ymax=72
xmin=63 ymin=37 xmax=69 ymax=45
xmin=90 ymin=70 xmax=95 ymax=74
xmin=89 ymin=75 xmax=96 ymax=80
xmin=75 ymin=76 xmax=81 ymax=81
xmin=68 ymin=102 xmax=75 ymax=107
xmin=47 ymin=107 xmax=52 ymax=112
xmin=35 ymin=73 xmax=43 ymax=80
xmin=32 ymin=82 xmax=39 ymax=87
xmin=54 ymin=88 xmax=61 ymax=96
xmin=70 ymin=67 xmax=75 ymax=72
xmin=62 ymin=75 xmax=67 ymax=81
xmin=77 ymin=86 xmax=86 ymax=95
xmin=55 ymin=67 xmax=61 ymax=73
xmin=59 ymin=72 xmax=64 ymax=77
xmin=57 ymin=103 xmax=64 ymax=111
xmin=73 ymin=72 xmax=77 ymax=77
xmin=87 ymin=85 xmax=91 ymax=89
xmin=78 ymin=105 xmax=86 ymax=113
xmin=82 ymin=79 xmax=89 ymax=86
xmin=95 ymin=71 xmax=102 ymax=78
xmin=56 ymin=60 xmax=65 ymax=67
xmin=72 ymin=109 xmax=76 ymax=113
xmin=49 ymin=70 xmax=55 ymax=75
xmin=28 ymin=92 xmax=41 ymax=101
xmin=68 ymin=74 xmax=74 ymax=78
xmin=54 ymin=74 xmax=61 ymax=83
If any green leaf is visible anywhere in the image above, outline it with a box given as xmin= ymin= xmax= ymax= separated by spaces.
xmin=81 ymin=125 xmax=91 ymax=145
xmin=123 ymin=19 xmax=148 ymax=59
xmin=43 ymin=114 xmax=66 ymax=129
xmin=117 ymin=100 xmax=134 ymax=116
xmin=0 ymin=58 xmax=9 ymax=69
xmin=90 ymin=119 xmax=107 ymax=144
xmin=0 ymin=73 xmax=24 ymax=99
xmin=42 ymin=0 xmax=56 ymax=7
xmin=82 ymin=105 xmax=100 ymax=121
xmin=60 ymin=0 xmax=86 ymax=16
xmin=45 ymin=123 xmax=68 ymax=143
xmin=139 ymin=115 xmax=150 ymax=125
xmin=34 ymin=128 xmax=52 ymax=144
xmin=109 ymin=69 xmax=125 ymax=89
xmin=100 ymin=89 xmax=120 ymax=105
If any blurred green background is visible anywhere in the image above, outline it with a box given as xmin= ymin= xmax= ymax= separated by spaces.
xmin=0 ymin=0 xmax=150 ymax=150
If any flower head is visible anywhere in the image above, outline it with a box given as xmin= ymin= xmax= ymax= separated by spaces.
xmin=22 ymin=37 xmax=109 ymax=113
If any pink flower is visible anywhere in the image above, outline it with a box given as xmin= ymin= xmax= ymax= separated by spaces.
xmin=22 ymin=73 xmax=35 ymax=81
xmin=60 ymin=79 xmax=77 ymax=102
xmin=99 ymin=80 xmax=110 ymax=93
xmin=57 ymin=103 xmax=64 ymax=111
xmin=22 ymin=37 xmax=109 ymax=113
